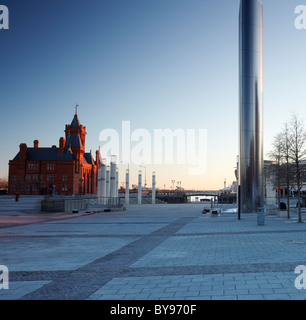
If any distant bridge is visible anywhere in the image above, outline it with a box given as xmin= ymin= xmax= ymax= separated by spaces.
xmin=185 ymin=191 xmax=219 ymax=197
xmin=155 ymin=191 xmax=236 ymax=204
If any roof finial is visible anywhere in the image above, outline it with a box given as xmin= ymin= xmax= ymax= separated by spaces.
xmin=75 ymin=103 xmax=79 ymax=115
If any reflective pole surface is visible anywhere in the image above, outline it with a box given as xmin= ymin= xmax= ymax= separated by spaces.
xmin=110 ymin=162 xmax=117 ymax=199
xmin=152 ymin=172 xmax=156 ymax=205
xmin=100 ymin=163 xmax=106 ymax=203
xmin=106 ymin=167 xmax=110 ymax=199
xmin=115 ymin=169 xmax=119 ymax=198
xmin=125 ymin=169 xmax=129 ymax=205
xmin=138 ymin=171 xmax=142 ymax=205
xmin=239 ymin=0 xmax=264 ymax=213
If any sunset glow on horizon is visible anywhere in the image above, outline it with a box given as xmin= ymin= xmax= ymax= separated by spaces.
xmin=1 ymin=0 xmax=306 ymax=191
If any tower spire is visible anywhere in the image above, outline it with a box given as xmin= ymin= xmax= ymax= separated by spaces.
xmin=75 ymin=103 xmax=79 ymax=115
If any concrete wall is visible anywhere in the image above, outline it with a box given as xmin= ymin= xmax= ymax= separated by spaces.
xmin=41 ymin=199 xmax=87 ymax=212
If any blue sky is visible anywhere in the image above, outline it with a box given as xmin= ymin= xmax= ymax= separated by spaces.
xmin=1 ymin=0 xmax=306 ymax=190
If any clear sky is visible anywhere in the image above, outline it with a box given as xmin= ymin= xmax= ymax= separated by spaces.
xmin=1 ymin=0 xmax=306 ymax=190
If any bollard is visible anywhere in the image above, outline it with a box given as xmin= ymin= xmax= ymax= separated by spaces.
xmin=257 ymin=207 xmax=265 ymax=226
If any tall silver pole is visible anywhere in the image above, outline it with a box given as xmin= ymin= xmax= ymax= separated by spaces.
xmin=106 ymin=166 xmax=110 ymax=200
xmin=138 ymin=170 xmax=142 ymax=205
xmin=97 ymin=164 xmax=103 ymax=201
xmin=115 ymin=168 xmax=119 ymax=198
xmin=152 ymin=171 xmax=156 ymax=205
xmin=239 ymin=0 xmax=264 ymax=213
xmin=100 ymin=160 xmax=106 ymax=204
xmin=110 ymin=156 xmax=117 ymax=199
xmin=125 ymin=169 xmax=129 ymax=205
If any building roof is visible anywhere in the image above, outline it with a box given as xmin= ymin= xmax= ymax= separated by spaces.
xmin=83 ymin=152 xmax=95 ymax=165
xmin=13 ymin=148 xmax=74 ymax=161
xmin=65 ymin=134 xmax=83 ymax=148
xmin=70 ymin=114 xmax=81 ymax=127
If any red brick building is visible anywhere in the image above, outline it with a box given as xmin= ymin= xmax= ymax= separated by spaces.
xmin=8 ymin=113 xmax=100 ymax=195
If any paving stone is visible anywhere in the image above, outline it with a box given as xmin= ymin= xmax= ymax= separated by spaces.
xmin=0 ymin=202 xmax=306 ymax=300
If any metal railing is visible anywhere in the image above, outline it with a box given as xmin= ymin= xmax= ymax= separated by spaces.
xmin=92 ymin=197 xmax=121 ymax=208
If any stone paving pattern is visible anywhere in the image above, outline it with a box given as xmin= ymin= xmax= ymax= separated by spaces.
xmin=0 ymin=198 xmax=306 ymax=300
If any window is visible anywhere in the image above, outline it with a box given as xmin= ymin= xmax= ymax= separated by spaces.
xmin=47 ymin=175 xmax=55 ymax=182
xmin=47 ymin=163 xmax=55 ymax=171
xmin=62 ymin=185 xmax=68 ymax=192
xmin=11 ymin=175 xmax=16 ymax=181
xmin=28 ymin=163 xmax=39 ymax=171
xmin=62 ymin=175 xmax=68 ymax=182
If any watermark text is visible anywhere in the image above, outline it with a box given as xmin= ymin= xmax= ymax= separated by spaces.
xmin=0 ymin=5 xmax=9 ymax=30
xmin=295 ymin=265 xmax=306 ymax=290
xmin=295 ymin=5 xmax=306 ymax=29
xmin=0 ymin=265 xmax=9 ymax=290
xmin=99 ymin=121 xmax=207 ymax=175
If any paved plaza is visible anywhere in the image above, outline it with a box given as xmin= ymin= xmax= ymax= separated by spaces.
xmin=0 ymin=196 xmax=306 ymax=300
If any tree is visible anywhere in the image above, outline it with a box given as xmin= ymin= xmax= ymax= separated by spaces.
xmin=0 ymin=177 xmax=8 ymax=189
xmin=289 ymin=114 xmax=306 ymax=223
xmin=282 ymin=123 xmax=293 ymax=219
xmin=267 ymin=132 xmax=285 ymax=209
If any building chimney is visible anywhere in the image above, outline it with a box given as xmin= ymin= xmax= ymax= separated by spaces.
xmin=96 ymin=150 xmax=100 ymax=166
xmin=19 ymin=143 xmax=27 ymax=161
xmin=59 ymin=137 xmax=65 ymax=149
xmin=33 ymin=140 xmax=39 ymax=148
xmin=59 ymin=137 xmax=65 ymax=155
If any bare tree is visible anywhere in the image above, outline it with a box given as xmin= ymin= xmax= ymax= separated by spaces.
xmin=282 ymin=123 xmax=294 ymax=219
xmin=289 ymin=114 xmax=306 ymax=223
xmin=0 ymin=177 xmax=8 ymax=189
xmin=267 ymin=132 xmax=285 ymax=209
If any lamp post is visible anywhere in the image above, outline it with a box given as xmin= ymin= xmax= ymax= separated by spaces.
xmin=110 ymin=155 xmax=117 ymax=200
xmin=106 ymin=166 xmax=110 ymax=203
xmin=138 ymin=170 xmax=142 ymax=205
xmin=125 ymin=169 xmax=129 ymax=205
xmin=177 ymin=181 xmax=181 ymax=191
xmin=140 ymin=165 xmax=147 ymax=191
xmin=121 ymin=161 xmax=130 ymax=206
xmin=100 ymin=158 xmax=106 ymax=204
xmin=152 ymin=171 xmax=156 ymax=205
xmin=171 ymin=180 xmax=175 ymax=191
